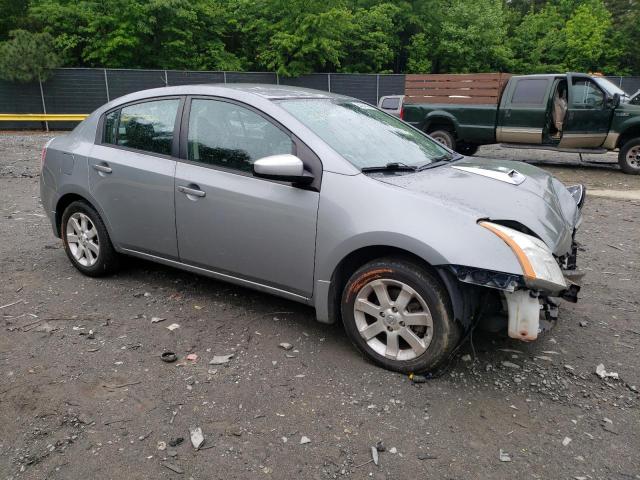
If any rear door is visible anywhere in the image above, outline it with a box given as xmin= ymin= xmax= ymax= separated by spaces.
xmin=174 ymin=97 xmax=320 ymax=297
xmin=496 ymin=77 xmax=553 ymax=144
xmin=89 ymin=97 xmax=182 ymax=258
xmin=559 ymin=75 xmax=612 ymax=148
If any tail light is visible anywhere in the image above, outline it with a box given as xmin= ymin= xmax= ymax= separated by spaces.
xmin=399 ymin=105 xmax=404 ymax=120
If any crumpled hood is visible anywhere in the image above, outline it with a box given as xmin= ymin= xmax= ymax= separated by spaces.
xmin=372 ymin=157 xmax=580 ymax=256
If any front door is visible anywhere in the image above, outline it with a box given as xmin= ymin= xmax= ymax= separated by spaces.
xmin=496 ymin=76 xmax=553 ymax=144
xmin=559 ymin=75 xmax=613 ymax=148
xmin=175 ymin=97 xmax=319 ymax=297
xmin=89 ymin=97 xmax=182 ymax=258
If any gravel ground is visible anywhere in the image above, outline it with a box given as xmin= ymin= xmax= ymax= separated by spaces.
xmin=1 ymin=132 xmax=639 ymax=480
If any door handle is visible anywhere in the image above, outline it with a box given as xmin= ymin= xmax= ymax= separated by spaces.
xmin=92 ymin=163 xmax=112 ymax=174
xmin=177 ymin=185 xmax=206 ymax=198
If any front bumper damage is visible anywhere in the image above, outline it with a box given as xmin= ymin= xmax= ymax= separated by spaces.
xmin=446 ymin=239 xmax=581 ymax=342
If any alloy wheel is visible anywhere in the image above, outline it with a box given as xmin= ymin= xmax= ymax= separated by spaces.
xmin=627 ymin=146 xmax=640 ymax=169
xmin=353 ymin=279 xmax=434 ymax=361
xmin=66 ymin=212 xmax=100 ymax=267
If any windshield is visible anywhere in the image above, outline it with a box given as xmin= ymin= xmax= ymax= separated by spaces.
xmin=278 ymin=99 xmax=449 ymax=169
xmin=593 ymin=77 xmax=629 ymax=101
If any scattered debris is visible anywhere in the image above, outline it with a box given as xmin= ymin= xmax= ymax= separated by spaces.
xmin=300 ymin=436 xmax=311 ymax=445
xmin=186 ymin=353 xmax=198 ymax=361
xmin=161 ymin=352 xmax=178 ymax=363
xmin=417 ymin=453 xmax=438 ymax=460
xmin=151 ymin=317 xmax=166 ymax=323
xmin=389 ymin=447 xmax=397 ymax=454
xmin=35 ymin=322 xmax=57 ymax=333
xmin=501 ymin=361 xmax=520 ymax=369
xmin=409 ymin=373 xmax=428 ymax=383
xmin=279 ymin=342 xmax=293 ymax=351
xmin=138 ymin=431 xmax=153 ymax=441
xmin=375 ymin=440 xmax=385 ymax=452
xmin=168 ymin=437 xmax=184 ymax=447
xmin=595 ymin=363 xmax=619 ymax=380
xmin=162 ymin=463 xmax=184 ymax=474
xmin=157 ymin=441 xmax=167 ymax=450
xmin=166 ymin=323 xmax=180 ymax=331
xmin=0 ymin=299 xmax=24 ymax=310
xmin=209 ymin=354 xmax=234 ymax=365
xmin=579 ymin=321 xmax=588 ymax=327
xmin=461 ymin=354 xmax=472 ymax=362
xmin=371 ymin=446 xmax=379 ymax=466
xmin=562 ymin=437 xmax=572 ymax=446
xmin=190 ymin=427 xmax=205 ymax=450
xmin=499 ymin=449 xmax=511 ymax=462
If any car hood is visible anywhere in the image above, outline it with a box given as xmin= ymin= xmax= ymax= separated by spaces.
xmin=371 ymin=157 xmax=580 ymax=256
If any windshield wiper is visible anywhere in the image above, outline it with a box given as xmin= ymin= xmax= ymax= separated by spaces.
xmin=361 ymin=162 xmax=417 ymax=173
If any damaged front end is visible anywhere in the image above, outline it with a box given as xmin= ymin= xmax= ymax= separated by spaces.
xmin=438 ymin=218 xmax=582 ymax=342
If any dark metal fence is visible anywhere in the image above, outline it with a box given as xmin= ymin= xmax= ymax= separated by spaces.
xmin=0 ymin=67 xmax=637 ymax=130
xmin=0 ymin=68 xmax=405 ymax=129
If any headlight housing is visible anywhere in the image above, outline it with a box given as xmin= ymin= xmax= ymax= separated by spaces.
xmin=479 ymin=221 xmax=567 ymax=293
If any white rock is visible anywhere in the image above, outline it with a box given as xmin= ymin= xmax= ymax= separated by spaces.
xmin=562 ymin=436 xmax=572 ymax=446
xmin=595 ymin=363 xmax=619 ymax=379
xmin=389 ymin=447 xmax=397 ymax=454
xmin=166 ymin=323 xmax=180 ymax=331
xmin=209 ymin=354 xmax=234 ymax=365
xmin=300 ymin=436 xmax=311 ymax=445
xmin=279 ymin=342 xmax=293 ymax=351
xmin=499 ymin=449 xmax=511 ymax=462
xmin=190 ymin=427 xmax=205 ymax=449
xmin=151 ymin=317 xmax=166 ymax=323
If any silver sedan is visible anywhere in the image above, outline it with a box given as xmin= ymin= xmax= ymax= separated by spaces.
xmin=40 ymin=84 xmax=584 ymax=373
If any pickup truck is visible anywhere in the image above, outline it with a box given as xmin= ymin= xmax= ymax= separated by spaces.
xmin=379 ymin=73 xmax=640 ymax=174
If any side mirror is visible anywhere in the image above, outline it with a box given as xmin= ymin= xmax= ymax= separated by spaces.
xmin=253 ymin=154 xmax=314 ymax=185
xmin=609 ymin=93 xmax=621 ymax=109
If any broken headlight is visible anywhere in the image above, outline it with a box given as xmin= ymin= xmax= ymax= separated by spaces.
xmin=479 ymin=221 xmax=567 ymax=294
xmin=566 ymin=184 xmax=586 ymax=209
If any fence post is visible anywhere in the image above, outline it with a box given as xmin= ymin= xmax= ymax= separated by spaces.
xmin=38 ymin=74 xmax=49 ymax=132
xmin=376 ymin=74 xmax=380 ymax=104
xmin=327 ymin=73 xmax=331 ymax=92
xmin=164 ymin=70 xmax=169 ymax=86
xmin=276 ymin=73 xmax=279 ymax=85
xmin=223 ymin=71 xmax=227 ymax=84
xmin=104 ymin=69 xmax=110 ymax=102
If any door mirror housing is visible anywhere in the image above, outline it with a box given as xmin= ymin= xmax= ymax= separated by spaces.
xmin=253 ymin=154 xmax=314 ymax=185
xmin=609 ymin=93 xmax=621 ymax=109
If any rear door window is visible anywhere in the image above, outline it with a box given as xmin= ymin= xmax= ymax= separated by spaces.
xmin=510 ymin=79 xmax=549 ymax=105
xmin=106 ymin=99 xmax=180 ymax=156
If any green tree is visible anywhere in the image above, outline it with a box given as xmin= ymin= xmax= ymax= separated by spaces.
xmin=405 ymin=33 xmax=432 ymax=73
xmin=564 ymin=0 xmax=614 ymax=72
xmin=433 ymin=0 xmax=512 ymax=73
xmin=0 ymin=29 xmax=61 ymax=82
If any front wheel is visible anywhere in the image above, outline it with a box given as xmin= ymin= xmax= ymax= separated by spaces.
xmin=341 ymin=258 xmax=460 ymax=374
xmin=618 ymin=138 xmax=640 ymax=174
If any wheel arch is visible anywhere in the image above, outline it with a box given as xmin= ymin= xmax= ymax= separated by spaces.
xmin=422 ymin=111 xmax=459 ymax=136
xmin=617 ymin=123 xmax=640 ymax=149
xmin=322 ymin=245 xmax=472 ymax=329
xmin=54 ymin=187 xmax=115 ymax=243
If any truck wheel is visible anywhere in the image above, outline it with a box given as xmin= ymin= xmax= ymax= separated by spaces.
xmin=457 ymin=143 xmax=479 ymax=156
xmin=428 ymin=129 xmax=456 ymax=151
xmin=341 ymin=258 xmax=460 ymax=374
xmin=619 ymin=138 xmax=640 ymax=174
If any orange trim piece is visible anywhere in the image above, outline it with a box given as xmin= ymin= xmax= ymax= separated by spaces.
xmin=479 ymin=222 xmax=536 ymax=280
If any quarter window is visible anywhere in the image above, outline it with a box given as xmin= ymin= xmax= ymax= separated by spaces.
xmin=571 ymin=79 xmax=604 ymax=108
xmin=511 ymin=79 xmax=549 ymax=105
xmin=187 ymin=99 xmax=293 ymax=172
xmin=106 ymin=99 xmax=180 ymax=155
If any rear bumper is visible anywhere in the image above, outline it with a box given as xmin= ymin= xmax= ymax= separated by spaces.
xmin=39 ymin=174 xmax=59 ymax=237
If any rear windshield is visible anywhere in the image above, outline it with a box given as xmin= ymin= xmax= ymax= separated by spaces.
xmin=278 ymin=99 xmax=447 ymax=169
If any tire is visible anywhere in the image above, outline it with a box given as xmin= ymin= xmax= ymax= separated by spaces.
xmin=61 ymin=200 xmax=120 ymax=277
xmin=457 ymin=143 xmax=479 ymax=156
xmin=618 ymin=138 xmax=640 ymax=174
xmin=428 ymin=129 xmax=456 ymax=151
xmin=340 ymin=258 xmax=460 ymax=374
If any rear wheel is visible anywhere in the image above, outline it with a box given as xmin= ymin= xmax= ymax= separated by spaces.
xmin=341 ymin=258 xmax=460 ymax=374
xmin=61 ymin=201 xmax=120 ymax=277
xmin=428 ymin=129 xmax=456 ymax=151
xmin=618 ymin=138 xmax=640 ymax=174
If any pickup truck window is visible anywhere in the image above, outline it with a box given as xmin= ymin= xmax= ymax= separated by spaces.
xmin=381 ymin=97 xmax=401 ymax=109
xmin=571 ymin=78 xmax=604 ymax=108
xmin=511 ymin=79 xmax=549 ymax=105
